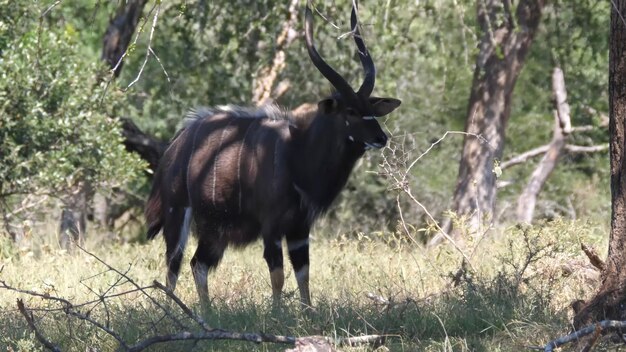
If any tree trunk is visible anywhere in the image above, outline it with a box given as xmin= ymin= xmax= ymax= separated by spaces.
xmin=431 ymin=0 xmax=545 ymax=245
xmin=59 ymin=183 xmax=90 ymax=249
xmin=251 ymin=0 xmax=299 ymax=105
xmin=516 ymin=67 xmax=571 ymax=223
xmin=102 ymin=0 xmax=166 ymax=173
xmin=573 ymin=0 xmax=626 ymax=328
xmin=102 ymin=0 xmax=149 ymax=77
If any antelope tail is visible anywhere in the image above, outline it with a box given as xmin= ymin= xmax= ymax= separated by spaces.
xmin=145 ymin=172 xmax=164 ymax=240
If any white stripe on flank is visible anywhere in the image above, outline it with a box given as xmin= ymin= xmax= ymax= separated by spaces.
xmin=213 ymin=119 xmax=231 ymax=207
xmin=237 ymin=120 xmax=256 ymax=213
xmin=287 ymin=238 xmax=309 ymax=252
xmin=187 ymin=119 xmax=201 ymax=207
xmin=273 ymin=138 xmax=281 ymax=192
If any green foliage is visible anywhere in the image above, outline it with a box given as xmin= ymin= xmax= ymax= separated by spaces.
xmin=0 ymin=1 xmax=145 ymax=202
xmin=0 ymin=0 xmax=613 ymax=237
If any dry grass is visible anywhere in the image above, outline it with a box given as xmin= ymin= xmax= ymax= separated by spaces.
xmin=0 ymin=219 xmax=610 ymax=351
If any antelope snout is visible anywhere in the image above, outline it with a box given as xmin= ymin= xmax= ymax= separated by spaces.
xmin=365 ymin=134 xmax=387 ymax=149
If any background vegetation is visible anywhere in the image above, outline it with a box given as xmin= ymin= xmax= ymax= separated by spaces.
xmin=0 ymin=0 xmax=613 ymax=350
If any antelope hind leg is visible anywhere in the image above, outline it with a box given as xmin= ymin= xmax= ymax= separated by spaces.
xmin=287 ymin=237 xmax=311 ymax=308
xmin=263 ymin=238 xmax=285 ymax=302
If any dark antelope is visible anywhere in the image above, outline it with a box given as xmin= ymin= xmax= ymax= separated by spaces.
xmin=145 ymin=1 xmax=400 ymax=307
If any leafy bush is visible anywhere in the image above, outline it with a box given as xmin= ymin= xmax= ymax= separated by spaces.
xmin=0 ymin=2 xmax=145 ymax=217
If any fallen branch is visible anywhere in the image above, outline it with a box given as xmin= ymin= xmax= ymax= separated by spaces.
xmin=338 ymin=334 xmax=386 ymax=347
xmin=126 ymin=330 xmax=296 ymax=352
xmin=543 ymin=320 xmax=626 ymax=351
xmin=152 ymin=280 xmax=212 ymax=331
xmin=5 ymin=246 xmax=388 ymax=352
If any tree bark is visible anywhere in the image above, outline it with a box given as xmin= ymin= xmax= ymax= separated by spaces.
xmin=433 ymin=0 xmax=545 ymax=244
xmin=102 ymin=0 xmax=150 ymax=77
xmin=102 ymin=0 xmax=166 ymax=173
xmin=516 ymin=67 xmax=571 ymax=223
xmin=573 ymin=0 xmax=626 ymax=328
xmin=251 ymin=0 xmax=299 ymax=106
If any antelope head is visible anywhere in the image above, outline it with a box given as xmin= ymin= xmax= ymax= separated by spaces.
xmin=305 ymin=0 xmax=401 ymax=150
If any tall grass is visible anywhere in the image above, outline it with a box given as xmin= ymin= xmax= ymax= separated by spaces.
xmin=0 ymin=219 xmax=607 ymax=351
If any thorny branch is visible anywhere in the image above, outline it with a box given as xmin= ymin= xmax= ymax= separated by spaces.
xmin=380 ymin=131 xmax=490 ymax=271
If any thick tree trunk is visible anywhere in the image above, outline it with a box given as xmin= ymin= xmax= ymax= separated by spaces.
xmin=573 ymin=0 xmax=626 ymax=328
xmin=516 ymin=67 xmax=571 ymax=223
xmin=432 ymin=0 xmax=545 ymax=245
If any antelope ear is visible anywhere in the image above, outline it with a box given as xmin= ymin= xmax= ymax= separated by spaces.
xmin=369 ymin=97 xmax=401 ymax=117
xmin=317 ymin=98 xmax=340 ymax=114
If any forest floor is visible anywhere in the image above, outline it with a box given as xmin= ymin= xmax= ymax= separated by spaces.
xmin=0 ymin=219 xmax=614 ymax=351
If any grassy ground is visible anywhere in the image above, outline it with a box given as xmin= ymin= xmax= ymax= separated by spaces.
xmin=0 ymin=219 xmax=611 ymax=351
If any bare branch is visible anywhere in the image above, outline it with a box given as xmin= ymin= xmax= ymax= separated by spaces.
xmin=570 ymin=125 xmax=596 ymax=133
xmin=152 ymin=280 xmax=212 ymax=332
xmin=127 ymin=2 xmax=161 ymax=89
xmin=581 ymin=243 xmax=606 ymax=272
xmin=17 ymin=299 xmax=61 ymax=352
xmin=544 ymin=320 xmax=626 ymax=351
xmin=75 ymin=244 xmax=187 ymax=330
xmin=501 ymin=144 xmax=608 ymax=170
xmin=552 ymin=67 xmax=572 ymax=134
xmin=516 ymin=66 xmax=570 ymax=223
xmin=565 ymin=144 xmax=609 ymax=153
xmin=501 ymin=145 xmax=550 ymax=170
xmin=126 ymin=330 xmax=296 ymax=352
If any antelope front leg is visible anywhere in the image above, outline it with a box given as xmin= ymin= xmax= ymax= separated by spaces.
xmin=287 ymin=237 xmax=311 ymax=308
xmin=263 ymin=238 xmax=284 ymax=301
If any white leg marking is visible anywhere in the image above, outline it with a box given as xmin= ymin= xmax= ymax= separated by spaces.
xmin=192 ymin=261 xmax=210 ymax=301
xmin=295 ymin=264 xmax=309 ymax=283
xmin=287 ymin=238 xmax=309 ymax=251
xmin=166 ymin=271 xmax=178 ymax=291
xmin=295 ymin=264 xmax=311 ymax=306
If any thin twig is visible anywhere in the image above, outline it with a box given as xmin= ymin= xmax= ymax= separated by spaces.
xmin=17 ymin=299 xmax=62 ymax=352
xmin=152 ymin=280 xmax=212 ymax=332
xmin=76 ymin=244 xmax=187 ymax=330
xmin=127 ymin=2 xmax=161 ymax=89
